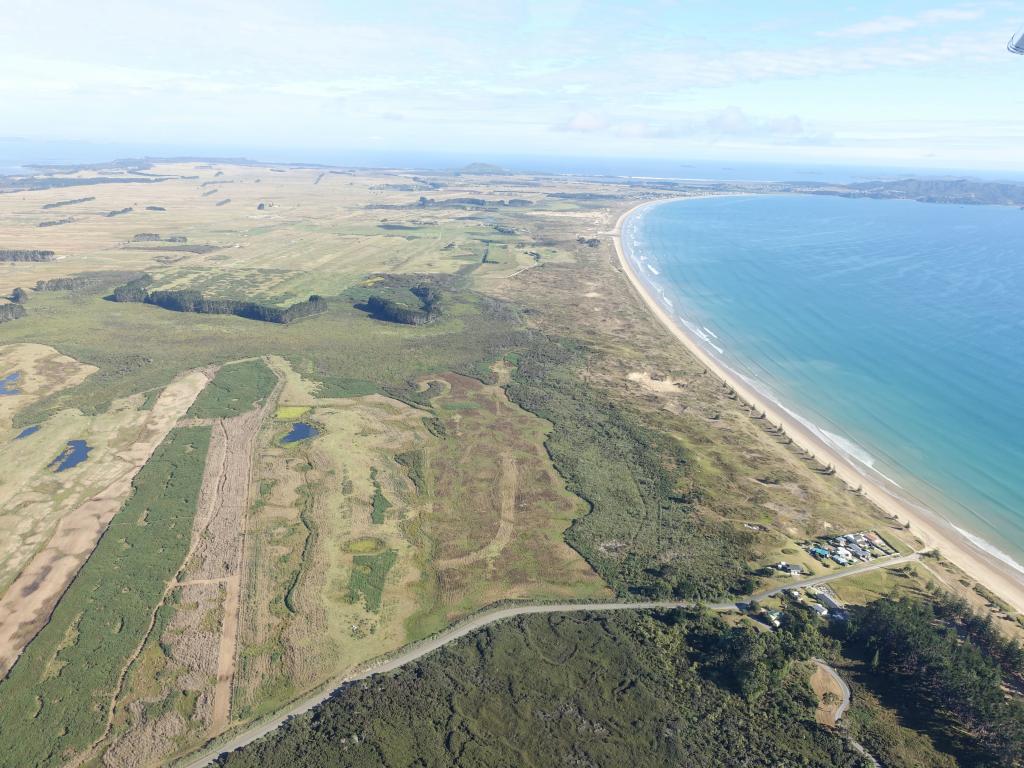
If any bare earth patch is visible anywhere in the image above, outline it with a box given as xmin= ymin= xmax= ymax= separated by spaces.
xmin=627 ymin=370 xmax=684 ymax=393
xmin=810 ymin=661 xmax=846 ymax=726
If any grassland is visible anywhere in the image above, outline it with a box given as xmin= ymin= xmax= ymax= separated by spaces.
xmin=232 ymin=378 xmax=433 ymax=723
xmin=406 ymin=371 xmax=609 ymax=637
xmin=0 ymin=161 xmax=978 ymax=767
xmin=0 ymin=425 xmax=210 ymax=768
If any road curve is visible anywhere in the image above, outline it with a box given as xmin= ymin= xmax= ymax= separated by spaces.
xmin=178 ymin=552 xmax=919 ymax=768
xmin=812 ymin=658 xmax=852 ymax=724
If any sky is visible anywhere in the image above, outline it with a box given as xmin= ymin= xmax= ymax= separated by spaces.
xmin=2 ymin=0 xmax=1023 ymax=172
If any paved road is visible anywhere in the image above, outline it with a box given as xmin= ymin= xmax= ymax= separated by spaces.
xmin=178 ymin=552 xmax=920 ymax=767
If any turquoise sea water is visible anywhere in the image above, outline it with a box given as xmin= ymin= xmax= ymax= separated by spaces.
xmin=625 ymin=195 xmax=1024 ymax=572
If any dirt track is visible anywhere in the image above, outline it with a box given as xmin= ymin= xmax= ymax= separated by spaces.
xmin=0 ymin=369 xmax=212 ymax=676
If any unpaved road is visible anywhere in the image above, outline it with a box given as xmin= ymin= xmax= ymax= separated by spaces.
xmin=811 ymin=658 xmax=851 ymax=725
xmin=178 ymin=552 xmax=919 ymax=767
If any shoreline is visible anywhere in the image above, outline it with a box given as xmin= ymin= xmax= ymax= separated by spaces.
xmin=613 ymin=198 xmax=1024 ymax=616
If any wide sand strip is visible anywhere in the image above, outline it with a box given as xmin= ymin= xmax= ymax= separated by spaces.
xmin=0 ymin=369 xmax=212 ymax=676
xmin=613 ymin=200 xmax=1024 ymax=615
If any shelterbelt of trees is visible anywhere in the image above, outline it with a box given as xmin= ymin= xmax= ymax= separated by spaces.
xmin=35 ymin=271 xmax=145 ymax=292
xmin=111 ymin=274 xmax=327 ymax=324
xmin=363 ymin=284 xmax=442 ymax=325
xmin=0 ymin=249 xmax=55 ymax=262
xmin=0 ymin=303 xmax=26 ymax=323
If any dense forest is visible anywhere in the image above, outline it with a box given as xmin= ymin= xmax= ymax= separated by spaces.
xmin=217 ymin=608 xmax=863 ymax=768
xmin=362 ymin=284 xmax=442 ymax=325
xmin=0 ymin=249 xmax=55 ymax=262
xmin=110 ymin=274 xmax=327 ymax=324
xmin=843 ymin=596 xmax=1024 ymax=766
xmin=215 ymin=593 xmax=1024 ymax=768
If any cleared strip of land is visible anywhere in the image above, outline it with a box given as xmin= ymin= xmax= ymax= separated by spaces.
xmin=0 ymin=425 xmax=213 ymax=768
xmin=95 ymin=360 xmax=281 ymax=764
xmin=0 ymin=368 xmax=211 ymax=676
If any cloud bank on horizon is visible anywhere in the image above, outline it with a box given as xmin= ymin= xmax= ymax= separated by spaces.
xmin=2 ymin=0 xmax=1022 ymax=170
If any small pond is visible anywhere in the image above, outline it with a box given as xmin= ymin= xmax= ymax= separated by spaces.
xmin=0 ymin=372 xmax=21 ymax=396
xmin=15 ymin=425 xmax=40 ymax=440
xmin=48 ymin=440 xmax=92 ymax=471
xmin=281 ymin=422 xmax=318 ymax=444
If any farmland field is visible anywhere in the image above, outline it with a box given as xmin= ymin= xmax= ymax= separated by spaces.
xmin=0 ymin=160 xmax=945 ymax=767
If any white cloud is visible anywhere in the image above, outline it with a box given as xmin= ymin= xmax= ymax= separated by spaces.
xmin=557 ymin=106 xmax=832 ymax=146
xmin=822 ymin=6 xmax=985 ymax=38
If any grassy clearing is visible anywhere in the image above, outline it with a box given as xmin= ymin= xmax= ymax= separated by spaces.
xmin=274 ymin=405 xmax=309 ymax=420
xmin=188 ymin=358 xmax=276 ymax=419
xmin=345 ymin=537 xmax=386 ymax=554
xmin=348 ymin=550 xmax=398 ymax=612
xmin=406 ymin=372 xmax=608 ymax=637
xmin=232 ymin=385 xmax=431 ymax=723
xmin=0 ymin=425 xmax=210 ymax=767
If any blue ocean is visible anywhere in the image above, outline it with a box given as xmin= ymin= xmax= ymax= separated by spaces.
xmin=625 ymin=195 xmax=1024 ymax=571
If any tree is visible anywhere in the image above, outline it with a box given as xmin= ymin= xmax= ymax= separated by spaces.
xmin=10 ymin=288 xmax=28 ymax=304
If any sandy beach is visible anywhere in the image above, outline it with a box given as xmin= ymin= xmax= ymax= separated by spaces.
xmin=613 ymin=199 xmax=1024 ymax=616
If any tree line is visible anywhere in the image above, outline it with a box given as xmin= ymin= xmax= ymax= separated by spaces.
xmin=35 ymin=271 xmax=145 ymax=292
xmin=42 ymin=196 xmax=94 ymax=209
xmin=0 ymin=249 xmax=55 ymax=262
xmin=362 ymin=284 xmax=442 ymax=325
xmin=110 ymin=274 xmax=327 ymax=324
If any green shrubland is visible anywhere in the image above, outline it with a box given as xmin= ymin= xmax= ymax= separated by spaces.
xmin=216 ymin=608 xmax=861 ymax=768
xmin=0 ymin=426 xmax=211 ymax=768
xmin=187 ymin=358 xmax=277 ymax=419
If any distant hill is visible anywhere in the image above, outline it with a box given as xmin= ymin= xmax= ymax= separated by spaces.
xmin=802 ymin=177 xmax=1024 ymax=206
xmin=457 ymin=162 xmax=510 ymax=175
